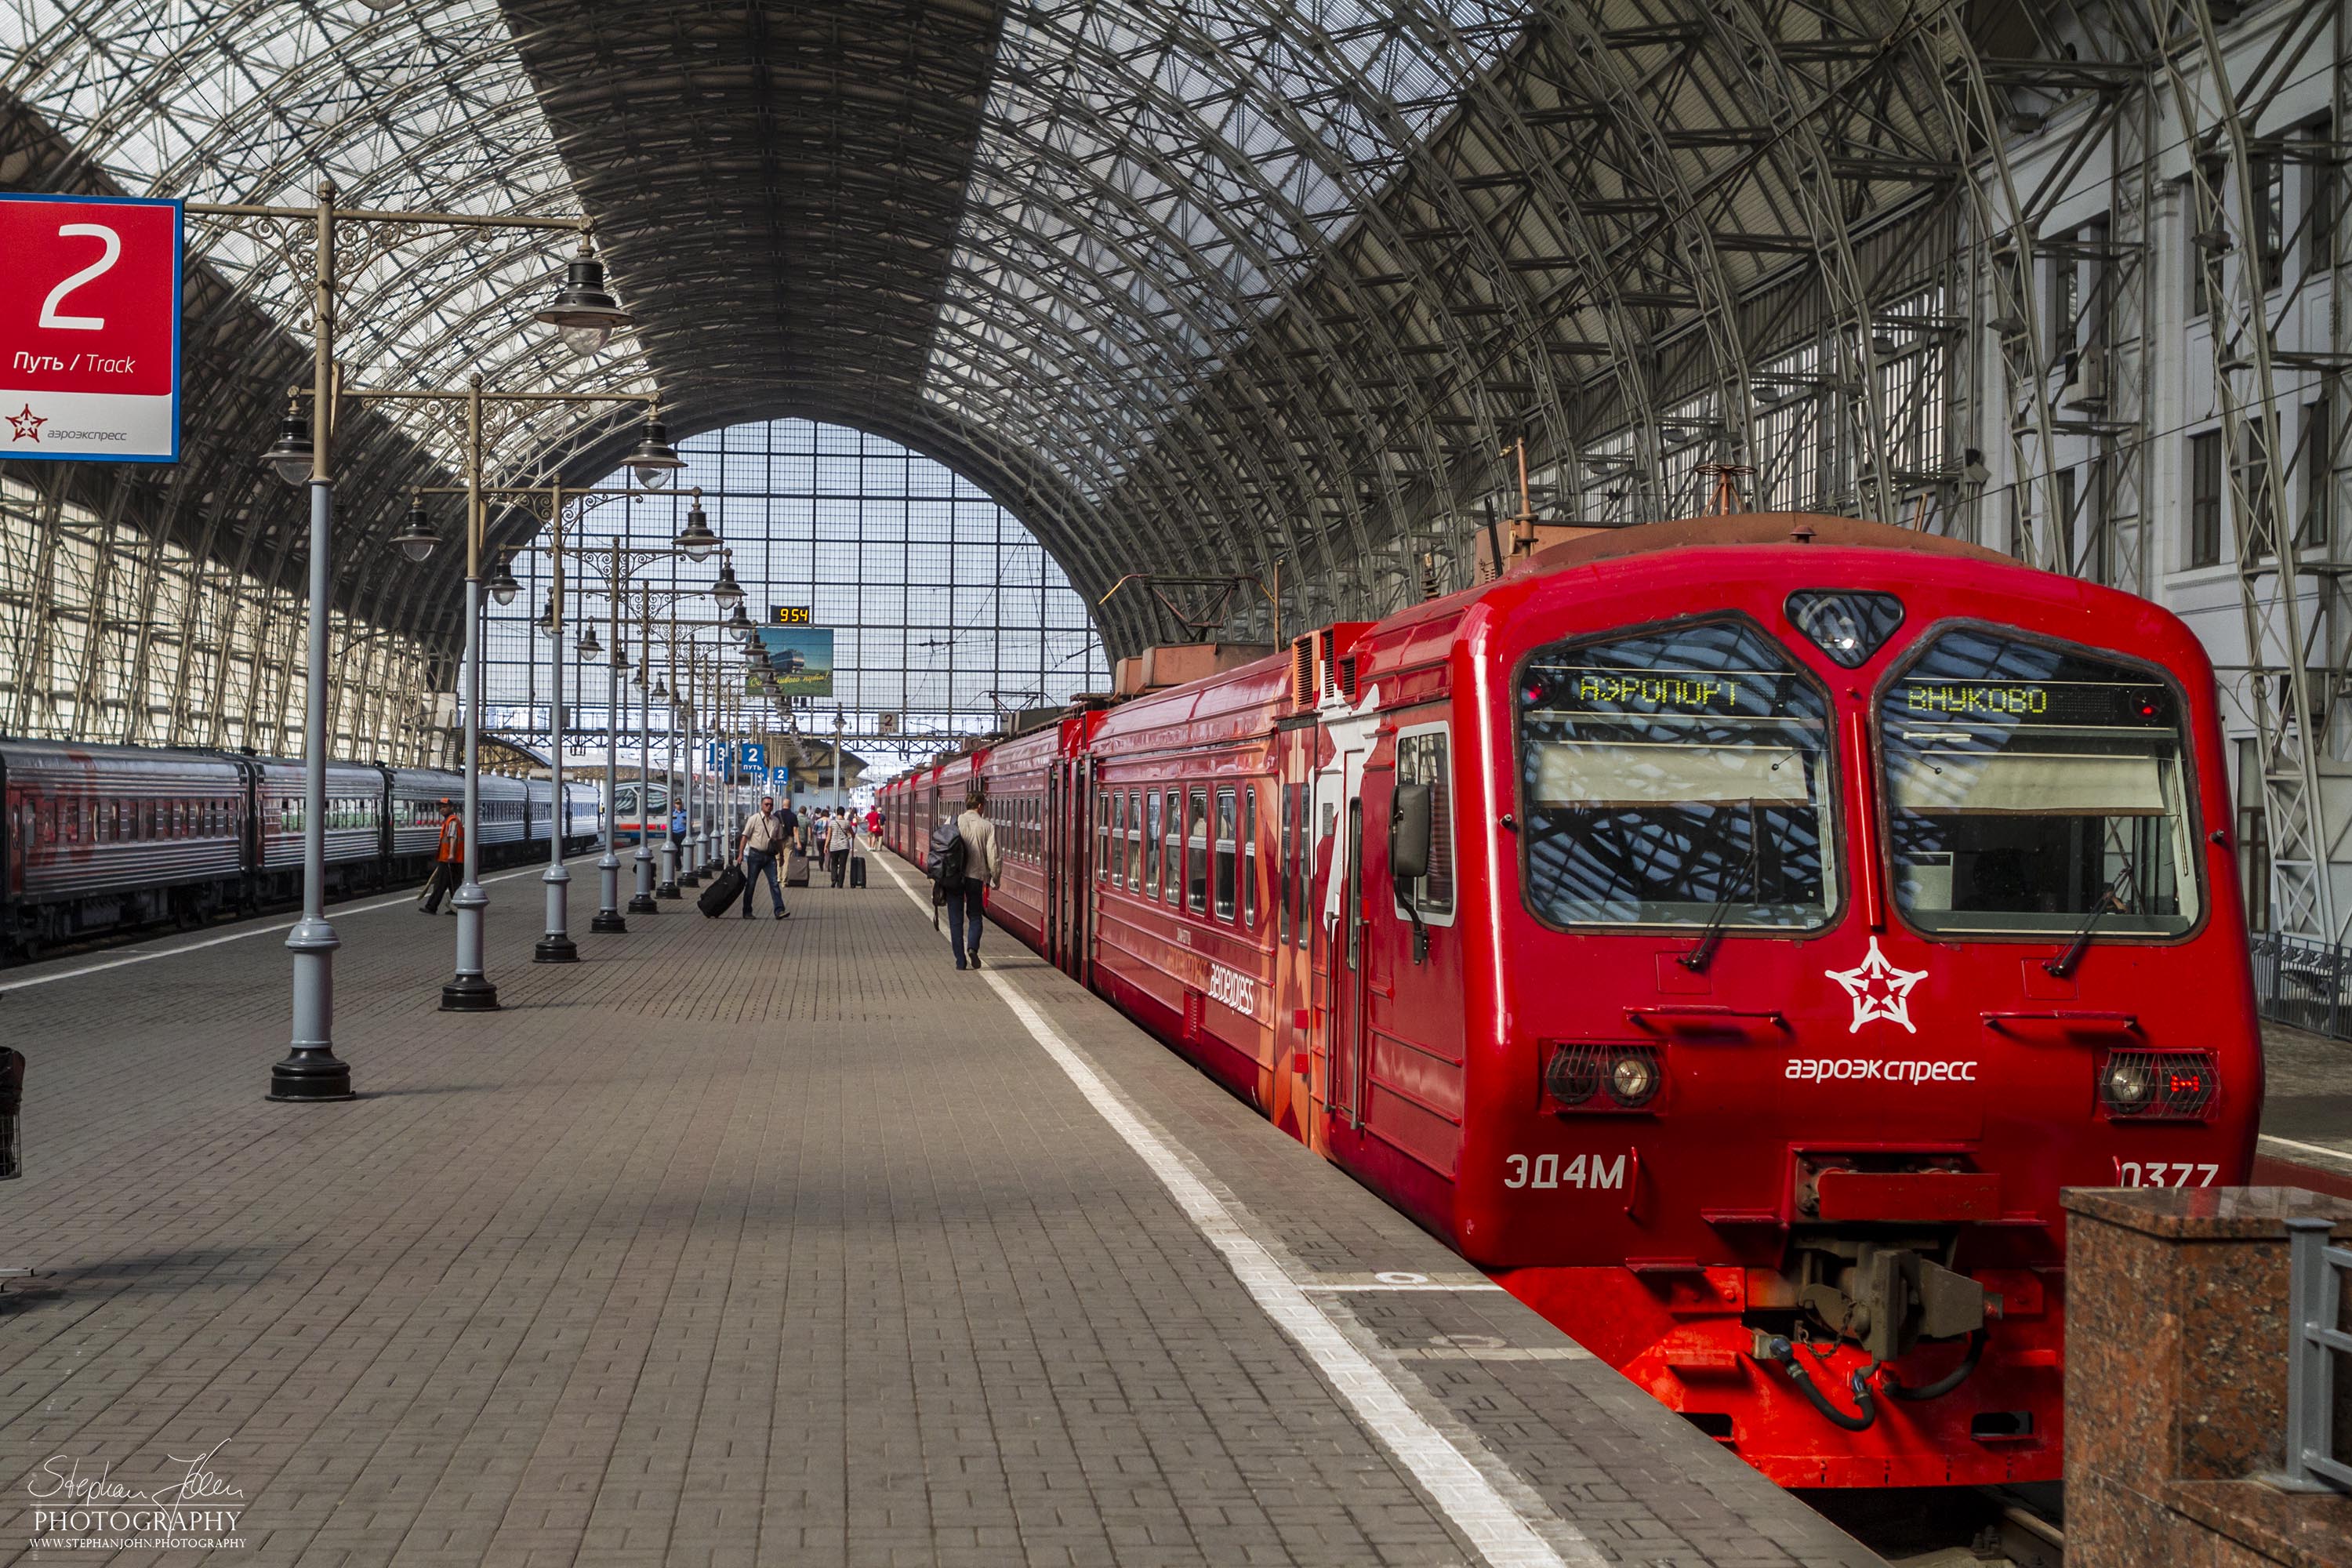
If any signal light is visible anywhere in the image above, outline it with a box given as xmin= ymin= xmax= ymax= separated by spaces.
xmin=1544 ymin=1043 xmax=1664 ymax=1113
xmin=2098 ymin=1049 xmax=2217 ymax=1120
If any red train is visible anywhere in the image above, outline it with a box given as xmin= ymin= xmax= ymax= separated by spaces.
xmin=880 ymin=512 xmax=2261 ymax=1488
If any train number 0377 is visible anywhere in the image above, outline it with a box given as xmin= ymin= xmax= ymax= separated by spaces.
xmin=1503 ymin=1152 xmax=1627 ymax=1191
xmin=2115 ymin=1160 xmax=2220 ymax=1188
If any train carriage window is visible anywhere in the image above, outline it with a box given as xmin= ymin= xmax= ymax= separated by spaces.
xmin=1880 ymin=629 xmax=2201 ymax=938
xmin=1518 ymin=618 xmax=1837 ymax=930
xmin=1187 ymin=788 xmax=1210 ymax=914
xmin=1145 ymin=791 xmax=1163 ymax=895
xmin=1104 ymin=793 xmax=1121 ymax=885
xmin=1214 ymin=787 xmax=1238 ymax=920
xmin=1163 ymin=789 xmax=1182 ymax=903
xmin=1127 ymin=789 xmax=1144 ymax=887
xmin=1394 ymin=730 xmax=1455 ymax=920
xmin=1291 ymin=784 xmax=1310 ymax=939
xmin=1096 ymin=790 xmax=1110 ymax=879
xmin=1243 ymin=786 xmax=1258 ymax=928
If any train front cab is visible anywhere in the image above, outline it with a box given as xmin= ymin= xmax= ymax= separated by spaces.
xmin=1326 ymin=516 xmax=2258 ymax=1489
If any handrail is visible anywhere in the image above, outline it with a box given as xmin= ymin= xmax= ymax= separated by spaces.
xmin=2280 ymin=1218 xmax=2352 ymax=1494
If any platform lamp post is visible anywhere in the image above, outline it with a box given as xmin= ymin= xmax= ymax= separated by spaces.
xmin=351 ymin=384 xmax=680 ymax=1009
xmin=226 ymin=179 xmax=615 ymax=1101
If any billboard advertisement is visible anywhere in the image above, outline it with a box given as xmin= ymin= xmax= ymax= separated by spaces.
xmin=0 ymin=194 xmax=183 ymax=463
xmin=749 ymin=626 xmax=833 ymax=698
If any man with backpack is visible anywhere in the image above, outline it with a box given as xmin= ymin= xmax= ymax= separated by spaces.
xmin=928 ymin=787 xmax=1001 ymax=970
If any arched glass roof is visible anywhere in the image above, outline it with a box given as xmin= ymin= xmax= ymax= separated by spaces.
xmin=2 ymin=0 xmax=2076 ymax=658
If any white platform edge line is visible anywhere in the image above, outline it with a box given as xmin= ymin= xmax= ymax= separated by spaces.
xmin=1 ymin=855 xmax=585 ymax=994
xmin=879 ymin=855 xmax=1594 ymax=1568
xmin=2259 ymin=1132 xmax=2352 ymax=1170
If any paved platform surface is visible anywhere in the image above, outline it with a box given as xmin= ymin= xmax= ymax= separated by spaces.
xmin=0 ymin=847 xmax=1877 ymax=1567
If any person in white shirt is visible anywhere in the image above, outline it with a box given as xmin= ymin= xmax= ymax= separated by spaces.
xmin=948 ymin=789 xmax=1001 ymax=970
xmin=825 ymin=808 xmax=855 ymax=887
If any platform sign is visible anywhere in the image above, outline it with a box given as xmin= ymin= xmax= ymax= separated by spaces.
xmin=751 ymin=626 xmax=833 ymax=699
xmin=0 ymin=194 xmax=183 ymax=463
xmin=768 ymin=765 xmax=793 ymax=793
xmin=739 ymin=742 xmax=766 ymax=772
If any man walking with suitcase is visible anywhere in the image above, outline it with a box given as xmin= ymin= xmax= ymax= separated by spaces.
xmin=738 ymin=796 xmax=791 ymax=920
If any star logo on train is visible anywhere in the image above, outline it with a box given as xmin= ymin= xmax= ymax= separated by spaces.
xmin=6 ymin=405 xmax=45 ymax=443
xmin=1824 ymin=937 xmax=1928 ymax=1034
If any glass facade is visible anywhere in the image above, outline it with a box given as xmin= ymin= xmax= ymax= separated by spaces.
xmin=480 ymin=419 xmax=1108 ymax=779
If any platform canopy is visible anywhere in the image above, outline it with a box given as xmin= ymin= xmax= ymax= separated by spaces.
xmin=1 ymin=0 xmax=2069 ymax=655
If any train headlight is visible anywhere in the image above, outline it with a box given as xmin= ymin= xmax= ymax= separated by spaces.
xmin=1544 ymin=1043 xmax=1663 ymax=1113
xmin=1544 ymin=1047 xmax=1600 ymax=1106
xmin=2098 ymin=1049 xmax=2217 ymax=1120
xmin=1608 ymin=1053 xmax=1660 ymax=1109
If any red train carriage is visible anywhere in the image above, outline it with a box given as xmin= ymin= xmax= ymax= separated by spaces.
xmin=881 ymin=511 xmax=2261 ymax=1490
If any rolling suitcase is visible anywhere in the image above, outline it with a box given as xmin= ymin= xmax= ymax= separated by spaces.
xmin=698 ymin=862 xmax=746 ymax=917
xmin=785 ymin=849 xmax=812 ymax=887
xmin=849 ymin=855 xmax=866 ymax=888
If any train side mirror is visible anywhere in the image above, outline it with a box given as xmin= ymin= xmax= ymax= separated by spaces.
xmin=1389 ymin=782 xmax=1433 ymax=884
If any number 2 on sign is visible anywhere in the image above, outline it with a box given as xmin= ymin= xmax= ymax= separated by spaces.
xmin=2115 ymin=1160 xmax=2219 ymax=1188
xmin=40 ymin=223 xmax=120 ymax=331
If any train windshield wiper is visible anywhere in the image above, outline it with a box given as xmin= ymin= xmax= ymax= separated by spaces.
xmin=2043 ymin=863 xmax=2138 ymax=979
xmin=1681 ymin=804 xmax=1761 ymax=974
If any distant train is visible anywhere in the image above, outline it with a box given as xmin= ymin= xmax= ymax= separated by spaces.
xmin=0 ymin=739 xmax=601 ymax=962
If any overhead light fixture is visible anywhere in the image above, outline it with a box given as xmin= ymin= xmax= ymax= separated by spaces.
xmin=727 ymin=603 xmax=755 ymax=642
xmin=488 ymin=554 xmax=521 ymax=607
xmin=263 ymin=396 xmax=313 ymax=488
xmin=675 ymin=492 xmax=718 ymax=561
xmin=535 ymin=599 xmax=557 ymax=639
xmin=628 ymin=416 xmax=683 ymax=488
xmin=710 ymin=552 xmax=745 ymax=611
xmin=577 ymin=625 xmax=602 ymax=658
xmin=394 ymin=496 xmax=439 ymax=562
xmin=533 ymin=236 xmax=633 ymax=358
xmin=652 ymin=678 xmax=669 ymax=700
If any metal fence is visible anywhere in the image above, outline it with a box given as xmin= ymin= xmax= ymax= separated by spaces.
xmin=2282 ymin=1218 xmax=2352 ymax=1494
xmin=2250 ymin=932 xmax=2352 ymax=1040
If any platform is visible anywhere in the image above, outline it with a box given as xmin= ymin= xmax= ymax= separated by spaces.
xmin=0 ymin=849 xmax=1881 ymax=1566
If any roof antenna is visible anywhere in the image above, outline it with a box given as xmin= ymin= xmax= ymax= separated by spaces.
xmin=1697 ymin=461 xmax=1752 ymax=517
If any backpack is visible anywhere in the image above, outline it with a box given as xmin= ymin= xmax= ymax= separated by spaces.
xmin=928 ymin=819 xmax=969 ymax=891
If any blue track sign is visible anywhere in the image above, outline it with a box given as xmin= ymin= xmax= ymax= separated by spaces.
xmin=740 ymin=742 xmax=765 ymax=772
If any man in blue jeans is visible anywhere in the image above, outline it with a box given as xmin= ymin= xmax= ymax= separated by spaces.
xmin=738 ymin=796 xmax=791 ymax=920
xmin=949 ymin=788 xmax=1000 ymax=970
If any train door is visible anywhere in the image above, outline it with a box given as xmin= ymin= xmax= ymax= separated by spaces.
xmin=1046 ymin=764 xmax=1064 ymax=967
xmin=1071 ymin=756 xmax=1093 ymax=983
xmin=1331 ymin=800 xmax=1368 ymax=1128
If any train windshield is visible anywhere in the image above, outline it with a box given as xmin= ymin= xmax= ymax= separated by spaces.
xmin=1880 ymin=629 xmax=2200 ymax=938
xmin=1516 ymin=619 xmax=1836 ymax=929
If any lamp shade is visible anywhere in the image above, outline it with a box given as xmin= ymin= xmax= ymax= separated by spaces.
xmin=628 ymin=419 xmax=683 ymax=488
xmin=710 ymin=559 xmax=745 ymax=610
xmin=533 ymin=239 xmax=632 ymax=358
xmin=675 ymin=498 xmax=719 ymax=562
xmin=488 ymin=556 xmax=521 ymax=606
xmin=394 ymin=499 xmax=439 ymax=563
xmin=263 ymin=406 xmax=313 ymax=488
xmin=577 ymin=625 xmax=602 ymax=657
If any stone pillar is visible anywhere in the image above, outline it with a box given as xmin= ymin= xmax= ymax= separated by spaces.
xmin=2063 ymin=1185 xmax=2352 ymax=1568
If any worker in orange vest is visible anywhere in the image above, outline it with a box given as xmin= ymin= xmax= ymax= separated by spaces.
xmin=418 ymin=798 xmax=463 ymax=915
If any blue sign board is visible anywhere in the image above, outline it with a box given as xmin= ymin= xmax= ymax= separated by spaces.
xmin=740 ymin=742 xmax=765 ymax=772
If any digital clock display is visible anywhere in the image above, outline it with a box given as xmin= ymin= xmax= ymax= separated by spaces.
xmin=770 ymin=605 xmax=812 ymax=626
